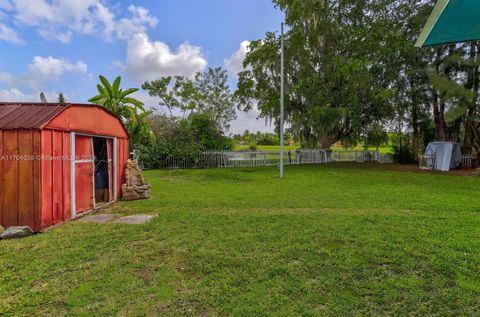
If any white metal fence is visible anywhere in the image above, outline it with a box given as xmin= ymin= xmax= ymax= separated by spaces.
xmin=420 ymin=153 xmax=476 ymax=170
xmin=156 ymin=149 xmax=393 ymax=169
xmin=462 ymin=154 xmax=474 ymax=169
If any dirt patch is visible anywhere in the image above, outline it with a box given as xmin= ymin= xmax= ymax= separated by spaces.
xmin=77 ymin=214 xmax=121 ymax=223
xmin=111 ymin=214 xmax=156 ymax=225
xmin=387 ymin=164 xmax=476 ymax=176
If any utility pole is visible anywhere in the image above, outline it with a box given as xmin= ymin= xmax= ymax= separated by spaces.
xmin=280 ymin=22 xmax=285 ymax=178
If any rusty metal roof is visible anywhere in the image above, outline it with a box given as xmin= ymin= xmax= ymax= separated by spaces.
xmin=0 ymin=103 xmax=87 ymax=129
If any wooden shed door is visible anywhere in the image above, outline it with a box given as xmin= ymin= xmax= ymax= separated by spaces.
xmin=74 ymin=135 xmax=94 ymax=213
xmin=107 ymin=139 xmax=114 ymax=201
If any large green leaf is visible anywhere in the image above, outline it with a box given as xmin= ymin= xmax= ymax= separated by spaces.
xmin=121 ymin=88 xmax=139 ymax=98
xmin=88 ymin=95 xmax=103 ymax=103
xmin=99 ymin=75 xmax=113 ymax=98
xmin=123 ymin=97 xmax=144 ymax=110
xmin=112 ymin=76 xmax=122 ymax=96
xmin=96 ymin=84 xmax=106 ymax=96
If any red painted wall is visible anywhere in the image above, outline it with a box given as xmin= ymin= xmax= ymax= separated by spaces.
xmin=40 ymin=129 xmax=71 ymax=230
xmin=74 ymin=134 xmax=93 ymax=214
xmin=0 ymin=129 xmax=41 ymax=230
xmin=46 ymin=105 xmax=128 ymax=138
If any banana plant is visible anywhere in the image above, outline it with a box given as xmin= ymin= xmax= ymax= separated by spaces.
xmin=88 ymin=75 xmax=145 ymax=119
xmin=125 ymin=106 xmax=155 ymax=146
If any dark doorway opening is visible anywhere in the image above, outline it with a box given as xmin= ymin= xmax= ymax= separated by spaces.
xmin=93 ymin=137 xmax=110 ymax=204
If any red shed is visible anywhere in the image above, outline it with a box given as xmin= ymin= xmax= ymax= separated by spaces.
xmin=0 ymin=103 xmax=129 ymax=232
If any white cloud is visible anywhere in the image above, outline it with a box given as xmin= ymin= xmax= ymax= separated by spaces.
xmin=0 ymin=22 xmax=23 ymax=44
xmin=0 ymin=0 xmax=12 ymax=11
xmin=0 ymin=88 xmax=60 ymax=102
xmin=29 ymin=56 xmax=87 ymax=76
xmin=38 ymin=29 xmax=72 ymax=43
xmin=115 ymin=5 xmax=157 ymax=40
xmin=6 ymin=0 xmax=157 ymax=43
xmin=123 ymin=33 xmax=207 ymax=82
xmin=25 ymin=56 xmax=87 ymax=89
xmin=229 ymin=102 xmax=274 ymax=134
xmin=224 ymin=41 xmax=272 ymax=133
xmin=0 ymin=88 xmax=34 ymax=101
xmin=224 ymin=40 xmax=250 ymax=77
xmin=0 ymin=56 xmax=88 ymax=89
xmin=0 ymin=71 xmax=15 ymax=85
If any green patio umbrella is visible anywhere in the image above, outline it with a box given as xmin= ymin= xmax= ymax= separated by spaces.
xmin=415 ymin=0 xmax=480 ymax=47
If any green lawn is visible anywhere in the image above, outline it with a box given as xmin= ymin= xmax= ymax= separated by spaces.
xmin=331 ymin=146 xmax=392 ymax=154
xmin=235 ymin=144 xmax=392 ymax=154
xmin=234 ymin=144 xmax=300 ymax=151
xmin=1 ymin=164 xmax=480 ymax=316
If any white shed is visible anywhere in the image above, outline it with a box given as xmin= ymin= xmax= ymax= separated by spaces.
xmin=420 ymin=142 xmax=462 ymax=172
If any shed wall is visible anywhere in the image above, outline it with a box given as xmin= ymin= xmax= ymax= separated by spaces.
xmin=0 ymin=129 xmax=41 ymax=231
xmin=46 ymin=106 xmax=128 ymax=138
xmin=40 ymin=129 xmax=71 ymax=230
xmin=117 ymin=137 xmax=129 ymax=195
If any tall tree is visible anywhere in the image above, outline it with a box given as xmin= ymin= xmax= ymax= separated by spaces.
xmin=40 ymin=92 xmax=48 ymax=103
xmin=391 ymin=0 xmax=434 ymax=161
xmin=142 ymin=67 xmax=236 ymax=132
xmin=193 ymin=68 xmax=236 ymax=131
xmin=58 ymin=92 xmax=66 ymax=104
xmin=235 ymin=0 xmax=396 ymax=148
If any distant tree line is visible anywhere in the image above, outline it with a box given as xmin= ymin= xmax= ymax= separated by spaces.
xmin=232 ymin=130 xmax=296 ymax=148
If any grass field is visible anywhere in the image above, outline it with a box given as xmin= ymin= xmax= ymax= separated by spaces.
xmin=330 ymin=146 xmax=392 ymax=154
xmin=235 ymin=144 xmax=393 ymax=154
xmin=1 ymin=163 xmax=479 ymax=316
xmin=234 ymin=144 xmax=301 ymax=151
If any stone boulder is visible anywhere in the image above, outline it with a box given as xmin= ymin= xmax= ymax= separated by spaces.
xmin=125 ymin=159 xmax=146 ymax=186
xmin=122 ymin=184 xmax=151 ymax=201
xmin=122 ymin=159 xmax=151 ymax=201
xmin=0 ymin=226 xmax=34 ymax=240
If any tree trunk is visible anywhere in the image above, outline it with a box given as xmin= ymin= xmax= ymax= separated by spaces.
xmin=412 ymin=103 xmax=420 ymax=162
xmin=464 ymin=42 xmax=479 ymax=154
xmin=319 ymin=134 xmax=335 ymax=149
xmin=450 ymin=118 xmax=462 ymax=143
xmin=432 ymin=91 xmax=444 ymax=140
xmin=439 ymin=100 xmax=447 ymax=140
xmin=410 ymin=78 xmax=419 ymax=162
xmin=432 ymin=49 xmax=448 ymax=141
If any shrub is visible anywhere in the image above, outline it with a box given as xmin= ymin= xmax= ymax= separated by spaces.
xmin=135 ymin=113 xmax=234 ymax=168
xmin=390 ymin=132 xmax=415 ymax=164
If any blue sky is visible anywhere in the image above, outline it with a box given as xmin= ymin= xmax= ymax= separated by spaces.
xmin=0 ymin=0 xmax=284 ymax=133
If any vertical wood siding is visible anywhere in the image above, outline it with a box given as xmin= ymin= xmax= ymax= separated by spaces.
xmin=62 ymin=132 xmax=71 ymax=222
xmin=41 ymin=129 xmax=53 ymax=228
xmin=117 ymin=138 xmax=129 ymax=196
xmin=40 ymin=130 xmax=71 ymax=230
xmin=107 ymin=139 xmax=113 ymax=201
xmin=74 ymin=135 xmax=94 ymax=213
xmin=0 ymin=129 xmax=41 ymax=231
xmin=18 ymin=130 xmax=36 ymax=228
